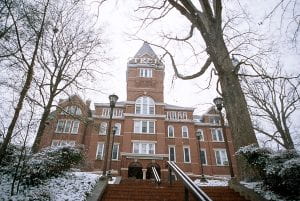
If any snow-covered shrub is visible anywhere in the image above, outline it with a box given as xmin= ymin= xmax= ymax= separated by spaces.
xmin=24 ymin=145 xmax=85 ymax=185
xmin=237 ymin=144 xmax=300 ymax=198
xmin=0 ymin=143 xmax=24 ymax=173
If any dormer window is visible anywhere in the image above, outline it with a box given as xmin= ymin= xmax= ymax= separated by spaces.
xmin=139 ymin=68 xmax=152 ymax=78
xmin=61 ymin=105 xmax=82 ymax=115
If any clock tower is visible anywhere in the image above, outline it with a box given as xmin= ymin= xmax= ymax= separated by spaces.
xmin=126 ymin=42 xmax=165 ymax=103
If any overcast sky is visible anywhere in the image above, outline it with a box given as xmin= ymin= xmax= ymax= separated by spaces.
xmin=83 ymin=0 xmax=299 ymax=115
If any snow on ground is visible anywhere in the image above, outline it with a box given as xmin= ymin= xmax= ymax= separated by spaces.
xmin=0 ymin=172 xmax=100 ymax=201
xmin=240 ymin=181 xmax=294 ymax=201
xmin=194 ymin=178 xmax=229 ymax=186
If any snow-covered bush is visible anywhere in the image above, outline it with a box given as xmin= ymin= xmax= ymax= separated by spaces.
xmin=24 ymin=145 xmax=85 ymax=186
xmin=237 ymin=144 xmax=300 ymax=198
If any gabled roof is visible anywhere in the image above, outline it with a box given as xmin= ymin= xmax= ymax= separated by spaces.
xmin=134 ymin=42 xmax=158 ymax=58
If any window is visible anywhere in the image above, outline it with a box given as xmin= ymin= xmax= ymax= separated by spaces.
xmin=51 ymin=140 xmax=60 ymax=146
xmin=51 ymin=140 xmax=75 ymax=146
xmin=215 ymin=149 xmax=228 ymax=166
xmin=61 ymin=106 xmax=82 ymax=115
xmin=200 ymin=149 xmax=207 ymax=165
xmin=55 ymin=120 xmax=65 ymax=133
xmin=182 ymin=126 xmax=189 ymax=138
xmin=55 ymin=120 xmax=80 ymax=134
xmin=64 ymin=120 xmax=72 ymax=133
xmin=183 ymin=146 xmax=191 ymax=163
xmin=71 ymin=121 xmax=80 ymax=134
xmin=96 ymin=143 xmax=105 ymax=160
xmin=209 ymin=116 xmax=220 ymax=125
xmin=139 ymin=68 xmax=152 ymax=78
xmin=101 ymin=108 xmax=124 ymax=117
xmin=168 ymin=146 xmax=176 ymax=162
xmin=135 ymin=96 xmax=155 ymax=115
xmin=168 ymin=125 xmax=174 ymax=138
xmin=112 ymin=144 xmax=119 ymax=160
xmin=211 ymin=129 xmax=224 ymax=141
xmin=132 ymin=142 xmax=155 ymax=154
xmin=114 ymin=123 xmax=121 ymax=135
xmin=99 ymin=122 xmax=107 ymax=135
xmin=196 ymin=129 xmax=204 ymax=141
xmin=134 ymin=120 xmax=155 ymax=134
xmin=166 ymin=111 xmax=188 ymax=120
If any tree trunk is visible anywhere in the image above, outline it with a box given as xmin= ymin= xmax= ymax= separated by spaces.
xmin=31 ymin=95 xmax=54 ymax=153
xmin=0 ymin=67 xmax=34 ymax=164
xmin=213 ymin=41 xmax=258 ymax=180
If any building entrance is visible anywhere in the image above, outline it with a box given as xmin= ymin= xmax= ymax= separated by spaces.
xmin=146 ymin=163 xmax=161 ymax=179
xmin=128 ymin=162 xmax=143 ymax=179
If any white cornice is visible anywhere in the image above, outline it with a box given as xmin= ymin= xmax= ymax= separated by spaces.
xmin=124 ymin=113 xmax=166 ymax=118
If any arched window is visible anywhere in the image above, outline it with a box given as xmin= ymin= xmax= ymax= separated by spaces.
xmin=135 ymin=96 xmax=155 ymax=115
xmin=182 ymin=126 xmax=189 ymax=138
xmin=168 ymin=125 xmax=174 ymax=138
xmin=114 ymin=123 xmax=121 ymax=135
xmin=99 ymin=122 xmax=107 ymax=135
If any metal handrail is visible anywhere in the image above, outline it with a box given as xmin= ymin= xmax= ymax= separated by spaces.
xmin=167 ymin=161 xmax=212 ymax=201
xmin=151 ymin=166 xmax=161 ymax=184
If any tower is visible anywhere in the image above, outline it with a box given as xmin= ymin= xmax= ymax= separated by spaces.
xmin=126 ymin=42 xmax=165 ymax=102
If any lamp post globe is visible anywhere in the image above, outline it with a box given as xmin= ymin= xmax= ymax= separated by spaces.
xmin=213 ymin=97 xmax=223 ymax=111
xmin=109 ymin=94 xmax=118 ymax=107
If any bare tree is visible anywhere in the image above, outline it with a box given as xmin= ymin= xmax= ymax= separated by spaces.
xmin=135 ymin=0 xmax=258 ymax=179
xmin=31 ymin=0 xmax=107 ymax=153
xmin=0 ymin=0 xmax=50 ymax=164
xmin=243 ymin=65 xmax=300 ymax=150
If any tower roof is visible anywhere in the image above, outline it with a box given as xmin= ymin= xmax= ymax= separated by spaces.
xmin=134 ymin=42 xmax=158 ymax=58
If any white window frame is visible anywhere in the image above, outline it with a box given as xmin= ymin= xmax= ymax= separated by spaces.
xmin=52 ymin=140 xmax=75 ymax=146
xmin=135 ymin=96 xmax=155 ymax=115
xmin=132 ymin=142 xmax=155 ymax=154
xmin=200 ymin=149 xmax=207 ymax=165
xmin=99 ymin=122 xmax=107 ymax=135
xmin=196 ymin=129 xmax=204 ymax=141
xmin=55 ymin=120 xmax=65 ymax=133
xmin=63 ymin=120 xmax=72 ymax=133
xmin=71 ymin=121 xmax=80 ymax=134
xmin=112 ymin=144 xmax=119 ymax=160
xmin=51 ymin=140 xmax=60 ymax=146
xmin=214 ymin=149 xmax=228 ymax=166
xmin=211 ymin=128 xmax=224 ymax=142
xmin=96 ymin=143 xmax=105 ymax=160
xmin=168 ymin=125 xmax=175 ymax=138
xmin=114 ymin=123 xmax=121 ymax=135
xmin=134 ymin=120 xmax=155 ymax=134
xmin=168 ymin=146 xmax=176 ymax=162
xmin=61 ymin=105 xmax=82 ymax=115
xmin=183 ymin=146 xmax=191 ymax=163
xmin=139 ymin=68 xmax=152 ymax=78
xmin=182 ymin=126 xmax=189 ymax=138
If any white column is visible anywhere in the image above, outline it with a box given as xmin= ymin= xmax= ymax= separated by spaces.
xmin=142 ymin=169 xmax=147 ymax=180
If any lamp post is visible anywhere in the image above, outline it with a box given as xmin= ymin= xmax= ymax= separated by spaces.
xmin=107 ymin=126 xmax=117 ymax=180
xmin=196 ymin=131 xmax=207 ymax=182
xmin=213 ymin=97 xmax=234 ymax=178
xmin=102 ymin=94 xmax=118 ymax=177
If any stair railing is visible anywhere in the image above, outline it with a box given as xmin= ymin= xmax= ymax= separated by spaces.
xmin=167 ymin=161 xmax=212 ymax=201
xmin=151 ymin=166 xmax=161 ymax=185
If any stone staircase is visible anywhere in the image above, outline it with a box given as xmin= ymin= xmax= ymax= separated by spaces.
xmin=100 ymin=179 xmax=250 ymax=201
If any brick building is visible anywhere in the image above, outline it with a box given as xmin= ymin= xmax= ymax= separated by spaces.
xmin=39 ymin=42 xmax=237 ymax=180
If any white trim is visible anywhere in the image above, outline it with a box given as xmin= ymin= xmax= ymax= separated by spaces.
xmin=214 ymin=149 xmax=228 ymax=166
xmin=112 ymin=143 xmax=119 ymax=160
xmin=181 ymin=126 xmax=189 ymax=138
xmin=167 ymin=125 xmax=175 ymax=138
xmin=96 ymin=142 xmax=105 ymax=160
xmin=168 ymin=145 xmax=176 ymax=162
xmin=183 ymin=146 xmax=191 ymax=163
xmin=200 ymin=149 xmax=207 ymax=165
xmin=131 ymin=140 xmax=157 ymax=143
xmin=125 ymin=113 xmax=165 ymax=118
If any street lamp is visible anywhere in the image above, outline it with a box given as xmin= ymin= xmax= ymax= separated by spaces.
xmin=107 ymin=126 xmax=117 ymax=180
xmin=213 ymin=97 xmax=235 ymax=178
xmin=102 ymin=94 xmax=118 ymax=178
xmin=196 ymin=130 xmax=207 ymax=182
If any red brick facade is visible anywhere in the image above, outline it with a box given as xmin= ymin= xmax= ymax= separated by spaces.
xmin=39 ymin=42 xmax=237 ymax=179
